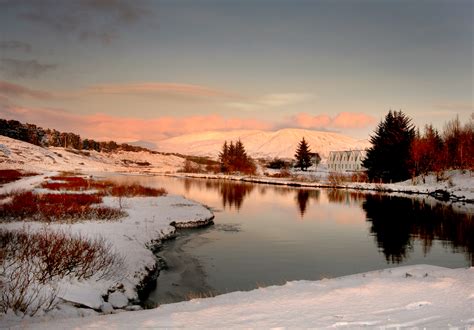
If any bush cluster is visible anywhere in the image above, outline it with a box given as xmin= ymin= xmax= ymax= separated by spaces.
xmin=0 ymin=228 xmax=123 ymax=315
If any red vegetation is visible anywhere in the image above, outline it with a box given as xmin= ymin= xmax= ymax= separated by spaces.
xmin=1 ymin=228 xmax=123 ymax=315
xmin=42 ymin=175 xmax=167 ymax=197
xmin=0 ymin=169 xmax=37 ymax=184
xmin=108 ymin=183 xmax=166 ymax=197
xmin=0 ymin=191 xmax=124 ymax=222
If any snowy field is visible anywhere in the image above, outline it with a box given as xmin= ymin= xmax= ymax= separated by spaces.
xmin=11 ymin=265 xmax=474 ymax=329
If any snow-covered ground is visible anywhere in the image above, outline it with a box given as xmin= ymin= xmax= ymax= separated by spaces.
xmin=0 ymin=173 xmax=214 ymax=327
xmin=0 ymin=135 xmax=185 ymax=174
xmin=11 ymin=265 xmax=474 ymax=329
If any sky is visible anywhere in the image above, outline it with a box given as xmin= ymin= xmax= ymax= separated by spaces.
xmin=0 ymin=0 xmax=472 ymax=143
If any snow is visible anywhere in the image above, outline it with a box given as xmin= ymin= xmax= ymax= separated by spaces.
xmin=157 ymin=128 xmax=370 ymax=159
xmin=0 ymin=169 xmax=214 ymax=327
xmin=0 ymin=135 xmax=185 ymax=174
xmin=13 ymin=265 xmax=474 ymax=328
xmin=108 ymin=292 xmax=128 ymax=309
xmin=1 ymin=194 xmax=214 ymax=308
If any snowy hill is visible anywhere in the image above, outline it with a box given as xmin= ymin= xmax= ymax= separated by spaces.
xmin=0 ymin=135 xmax=185 ymax=173
xmin=156 ymin=128 xmax=370 ymax=159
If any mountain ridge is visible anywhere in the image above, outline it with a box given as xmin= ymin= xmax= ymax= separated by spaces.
xmin=156 ymin=128 xmax=370 ymax=160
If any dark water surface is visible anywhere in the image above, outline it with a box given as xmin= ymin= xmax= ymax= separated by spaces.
xmin=106 ymin=174 xmax=473 ymax=306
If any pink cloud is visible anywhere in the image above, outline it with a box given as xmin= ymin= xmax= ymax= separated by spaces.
xmin=0 ymin=80 xmax=53 ymax=100
xmin=1 ymin=106 xmax=271 ymax=142
xmin=292 ymin=112 xmax=375 ymax=130
xmin=87 ymin=82 xmax=231 ymax=98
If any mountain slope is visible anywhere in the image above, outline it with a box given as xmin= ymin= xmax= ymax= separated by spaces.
xmin=0 ymin=135 xmax=185 ymax=173
xmin=156 ymin=128 xmax=370 ymax=159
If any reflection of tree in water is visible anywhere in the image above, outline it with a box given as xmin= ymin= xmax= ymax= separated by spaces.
xmin=326 ymin=189 xmax=365 ymax=205
xmin=181 ymin=178 xmax=255 ymax=210
xmin=363 ymin=195 xmax=473 ymax=265
xmin=295 ymin=189 xmax=320 ymax=218
xmin=220 ymin=182 xmax=254 ymax=210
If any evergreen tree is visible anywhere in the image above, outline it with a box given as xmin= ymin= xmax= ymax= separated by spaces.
xmin=363 ymin=110 xmax=415 ymax=182
xmin=218 ymin=139 xmax=256 ymax=174
xmin=294 ymin=137 xmax=312 ymax=171
xmin=219 ymin=141 xmax=229 ymax=172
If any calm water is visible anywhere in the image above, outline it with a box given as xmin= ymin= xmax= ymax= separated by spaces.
xmin=105 ymin=174 xmax=473 ymax=306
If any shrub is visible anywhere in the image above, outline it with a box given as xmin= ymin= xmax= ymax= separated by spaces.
xmin=268 ymin=168 xmax=292 ymax=178
xmin=267 ymin=158 xmax=290 ymax=170
xmin=42 ymin=175 xmax=167 ymax=198
xmin=0 ymin=170 xmax=37 ymax=184
xmin=328 ymin=172 xmax=350 ymax=186
xmin=178 ymin=160 xmax=204 ymax=173
xmin=0 ymin=228 xmax=123 ymax=316
xmin=0 ymin=191 xmax=125 ymax=222
xmin=108 ymin=183 xmax=167 ymax=197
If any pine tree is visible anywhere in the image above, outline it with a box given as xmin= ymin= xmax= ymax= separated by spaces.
xmin=219 ymin=141 xmax=229 ymax=172
xmin=294 ymin=137 xmax=312 ymax=171
xmin=218 ymin=139 xmax=256 ymax=174
xmin=363 ymin=110 xmax=415 ymax=182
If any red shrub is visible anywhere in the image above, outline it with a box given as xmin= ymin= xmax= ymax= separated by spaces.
xmin=0 ymin=191 xmax=124 ymax=222
xmin=0 ymin=170 xmax=36 ymax=184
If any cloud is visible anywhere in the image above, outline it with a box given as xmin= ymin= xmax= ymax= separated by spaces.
xmin=0 ymin=58 xmax=57 ymax=79
xmin=1 ymin=106 xmax=272 ymax=142
xmin=292 ymin=112 xmax=376 ymax=130
xmin=87 ymin=82 xmax=231 ymax=98
xmin=226 ymin=93 xmax=314 ymax=112
xmin=0 ymin=81 xmax=53 ymax=100
xmin=14 ymin=0 xmax=151 ymax=45
xmin=0 ymin=40 xmax=32 ymax=53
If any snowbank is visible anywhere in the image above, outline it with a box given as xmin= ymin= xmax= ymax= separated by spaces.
xmin=14 ymin=265 xmax=474 ymax=328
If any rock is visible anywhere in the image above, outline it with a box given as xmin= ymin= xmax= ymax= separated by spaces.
xmin=125 ymin=305 xmax=143 ymax=311
xmin=100 ymin=302 xmax=114 ymax=314
xmin=108 ymin=292 xmax=129 ymax=309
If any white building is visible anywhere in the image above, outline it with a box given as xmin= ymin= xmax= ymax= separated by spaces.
xmin=327 ymin=150 xmax=367 ymax=172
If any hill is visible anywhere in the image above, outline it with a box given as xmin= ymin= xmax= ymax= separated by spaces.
xmin=0 ymin=135 xmax=185 ymax=174
xmin=156 ymin=128 xmax=370 ymax=160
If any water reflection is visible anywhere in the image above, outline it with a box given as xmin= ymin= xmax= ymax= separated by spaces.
xmin=326 ymin=189 xmax=365 ymax=205
xmin=295 ymin=189 xmax=320 ymax=217
xmin=182 ymin=178 xmax=254 ymax=210
xmin=363 ymin=195 xmax=473 ymax=264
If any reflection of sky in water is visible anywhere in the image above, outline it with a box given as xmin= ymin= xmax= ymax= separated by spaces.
xmin=104 ymin=174 xmax=472 ymax=300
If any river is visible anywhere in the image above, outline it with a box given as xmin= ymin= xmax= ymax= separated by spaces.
xmin=104 ymin=174 xmax=473 ymax=307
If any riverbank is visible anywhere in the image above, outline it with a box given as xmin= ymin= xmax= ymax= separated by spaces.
xmin=167 ymin=169 xmax=474 ymax=204
xmin=0 ymin=173 xmax=214 ymax=327
xmin=14 ymin=264 xmax=474 ymax=328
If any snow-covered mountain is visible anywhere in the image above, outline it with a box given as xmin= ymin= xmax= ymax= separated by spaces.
xmin=156 ymin=128 xmax=370 ymax=160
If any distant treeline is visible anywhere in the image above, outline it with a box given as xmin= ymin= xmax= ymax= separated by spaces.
xmin=0 ymin=119 xmax=151 ymax=153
